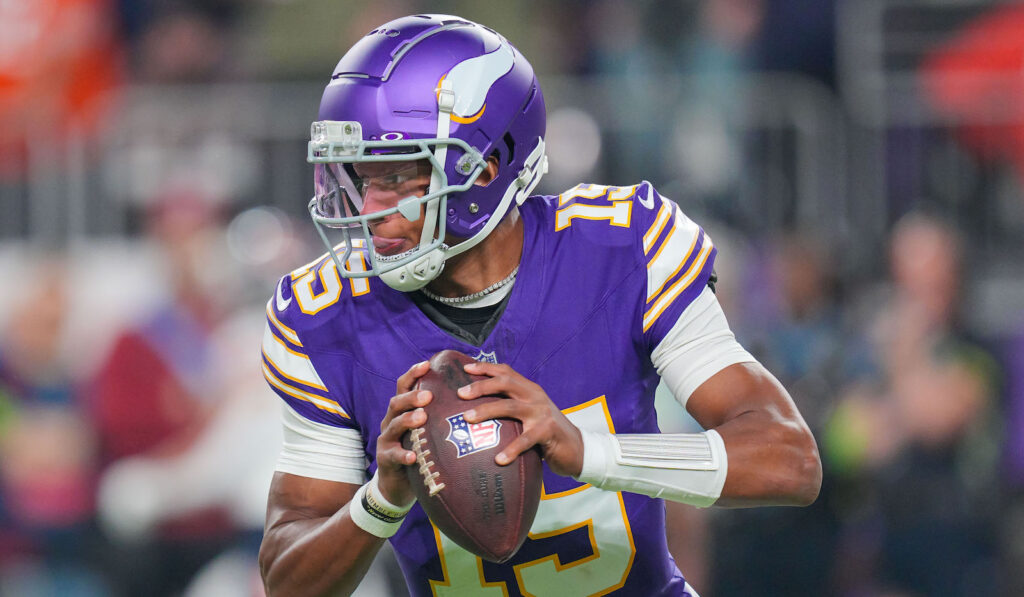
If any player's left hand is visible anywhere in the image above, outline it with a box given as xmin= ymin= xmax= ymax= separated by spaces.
xmin=458 ymin=361 xmax=584 ymax=478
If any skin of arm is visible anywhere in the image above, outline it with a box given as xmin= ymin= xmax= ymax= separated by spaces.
xmin=259 ymin=474 xmax=381 ymax=596
xmin=686 ymin=361 xmax=822 ymax=507
xmin=460 ymin=360 xmax=822 ymax=508
xmin=258 ymin=362 xmax=433 ymax=596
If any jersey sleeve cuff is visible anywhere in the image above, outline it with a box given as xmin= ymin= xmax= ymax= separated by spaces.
xmin=274 ymin=459 xmax=367 ymax=485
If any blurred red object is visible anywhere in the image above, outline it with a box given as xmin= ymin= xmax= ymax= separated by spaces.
xmin=921 ymin=4 xmax=1024 ymax=182
xmin=0 ymin=0 xmax=122 ymax=178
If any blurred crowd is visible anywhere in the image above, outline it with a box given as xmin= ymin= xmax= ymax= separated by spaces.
xmin=1 ymin=0 xmax=1022 ymax=596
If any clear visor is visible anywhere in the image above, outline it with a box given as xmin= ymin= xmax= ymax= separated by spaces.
xmin=306 ymin=130 xmax=488 ymax=281
xmin=311 ymin=161 xmax=429 ymax=228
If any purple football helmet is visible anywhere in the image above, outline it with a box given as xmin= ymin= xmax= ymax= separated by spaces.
xmin=307 ymin=14 xmax=547 ymax=291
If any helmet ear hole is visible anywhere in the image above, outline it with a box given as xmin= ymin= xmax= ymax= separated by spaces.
xmin=502 ymin=133 xmax=516 ymax=165
xmin=474 ymin=155 xmax=500 ymax=187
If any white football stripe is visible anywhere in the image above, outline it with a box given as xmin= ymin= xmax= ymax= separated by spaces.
xmin=644 ymin=239 xmax=715 ymax=331
xmin=262 ymin=325 xmax=328 ymax=391
xmin=647 ymin=210 xmax=702 ymax=302
xmin=643 ymin=201 xmax=672 ymax=254
xmin=266 ymin=299 xmax=302 ymax=346
xmin=262 ymin=362 xmax=348 ymax=418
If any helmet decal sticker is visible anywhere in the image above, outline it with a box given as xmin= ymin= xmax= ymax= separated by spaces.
xmin=439 ymin=43 xmax=515 ymax=124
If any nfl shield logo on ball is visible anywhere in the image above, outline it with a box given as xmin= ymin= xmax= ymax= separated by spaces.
xmin=446 ymin=413 xmax=502 ymax=458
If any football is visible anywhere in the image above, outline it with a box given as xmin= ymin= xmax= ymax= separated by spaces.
xmin=402 ymin=350 xmax=542 ymax=563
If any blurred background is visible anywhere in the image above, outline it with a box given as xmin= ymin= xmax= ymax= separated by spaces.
xmin=0 ymin=0 xmax=1022 ymax=595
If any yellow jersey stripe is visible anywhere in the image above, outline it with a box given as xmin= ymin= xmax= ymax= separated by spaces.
xmin=266 ymin=300 xmax=302 ymax=347
xmin=262 ymin=361 xmax=349 ymax=419
xmin=643 ymin=201 xmax=671 ymax=255
xmin=647 ymin=230 xmax=701 ymax=302
xmin=645 ymin=214 xmax=677 ymax=270
xmin=262 ymin=329 xmax=326 ymax=390
xmin=642 ymin=239 xmax=714 ymax=332
xmin=262 ymin=346 xmax=328 ymax=393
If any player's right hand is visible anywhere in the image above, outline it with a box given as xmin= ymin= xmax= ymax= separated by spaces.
xmin=375 ymin=360 xmax=433 ymax=507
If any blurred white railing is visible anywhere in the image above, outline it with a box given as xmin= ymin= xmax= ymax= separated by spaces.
xmin=1 ymin=74 xmax=848 ymax=245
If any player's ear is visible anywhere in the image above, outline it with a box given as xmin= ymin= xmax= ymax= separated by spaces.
xmin=474 ymin=155 xmax=500 ymax=187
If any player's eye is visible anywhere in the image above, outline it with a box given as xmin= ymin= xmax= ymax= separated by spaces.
xmin=360 ymin=172 xmax=425 ymax=194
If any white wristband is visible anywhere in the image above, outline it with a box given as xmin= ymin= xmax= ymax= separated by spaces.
xmin=349 ymin=472 xmax=414 ymax=538
xmin=576 ymin=429 xmax=728 ymax=508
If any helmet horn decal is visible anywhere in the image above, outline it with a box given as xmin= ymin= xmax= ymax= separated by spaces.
xmin=439 ymin=43 xmax=515 ymax=124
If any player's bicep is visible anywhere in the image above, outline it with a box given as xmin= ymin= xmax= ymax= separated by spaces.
xmin=265 ymin=471 xmax=361 ymax=528
xmin=265 ymin=404 xmax=367 ymax=533
xmin=652 ymin=286 xmax=757 ymax=408
xmin=277 ymin=403 xmax=367 ymax=484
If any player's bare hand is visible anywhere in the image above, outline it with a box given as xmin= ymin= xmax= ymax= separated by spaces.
xmin=376 ymin=360 xmax=432 ymax=506
xmin=458 ymin=361 xmax=584 ymax=478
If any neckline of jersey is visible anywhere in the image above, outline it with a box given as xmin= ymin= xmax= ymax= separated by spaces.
xmin=389 ymin=201 xmax=544 ymax=361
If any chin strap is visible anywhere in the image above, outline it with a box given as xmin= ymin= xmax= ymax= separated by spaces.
xmin=379 ymin=249 xmax=447 ymax=291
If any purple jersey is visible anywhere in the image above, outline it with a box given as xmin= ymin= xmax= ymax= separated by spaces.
xmin=262 ymin=182 xmax=716 ymax=596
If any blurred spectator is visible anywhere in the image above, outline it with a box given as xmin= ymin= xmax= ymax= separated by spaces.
xmin=0 ymin=260 xmax=109 ymax=595
xmin=0 ymin=0 xmax=122 ymax=178
xmin=749 ymin=0 xmax=835 ymax=87
xmin=97 ymin=309 xmax=278 ymax=597
xmin=825 ymin=213 xmax=1002 ymax=597
xmin=921 ymin=3 xmax=1024 ymax=187
xmin=89 ymin=189 xmax=242 ymax=596
xmin=709 ymin=232 xmax=844 ymax=596
xmin=126 ymin=1 xmax=241 ymax=82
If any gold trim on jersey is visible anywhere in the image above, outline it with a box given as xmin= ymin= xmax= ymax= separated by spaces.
xmin=642 ymin=201 xmax=671 ymax=254
xmin=647 ymin=230 xmax=701 ymax=303
xmin=266 ymin=300 xmax=302 ymax=347
xmin=261 ymin=361 xmax=349 ymax=419
xmin=642 ymin=238 xmax=714 ymax=332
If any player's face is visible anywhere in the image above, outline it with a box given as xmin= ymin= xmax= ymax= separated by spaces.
xmin=353 ymin=160 xmax=432 ymax=256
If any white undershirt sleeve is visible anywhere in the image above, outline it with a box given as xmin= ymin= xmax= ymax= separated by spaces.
xmin=275 ymin=403 xmax=368 ymax=485
xmin=651 ymin=286 xmax=758 ymax=408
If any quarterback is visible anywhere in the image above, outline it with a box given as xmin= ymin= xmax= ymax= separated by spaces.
xmin=257 ymin=14 xmax=821 ymax=597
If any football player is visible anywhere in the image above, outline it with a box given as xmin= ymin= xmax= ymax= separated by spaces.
xmin=257 ymin=14 xmax=821 ymax=597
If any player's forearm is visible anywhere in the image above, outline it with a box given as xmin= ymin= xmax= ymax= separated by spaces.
xmin=578 ymin=363 xmax=821 ymax=508
xmin=713 ymin=407 xmax=821 ymax=507
xmin=260 ymin=508 xmax=385 ymax=597
xmin=680 ymin=362 xmax=822 ymax=507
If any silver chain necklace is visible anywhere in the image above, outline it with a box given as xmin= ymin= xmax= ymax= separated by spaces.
xmin=419 ymin=265 xmax=520 ymax=306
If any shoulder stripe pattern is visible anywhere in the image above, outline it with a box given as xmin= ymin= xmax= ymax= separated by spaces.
xmin=261 ymin=361 xmax=350 ymax=419
xmin=643 ymin=200 xmax=672 ymax=254
xmin=266 ymin=299 xmax=302 ymax=347
xmin=261 ymin=311 xmax=349 ymax=420
xmin=645 ymin=202 xmax=680 ymax=274
xmin=644 ymin=235 xmax=714 ymax=332
xmin=261 ymin=326 xmax=328 ymax=391
xmin=643 ymin=197 xmax=716 ymax=332
xmin=648 ymin=225 xmax=700 ymax=302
